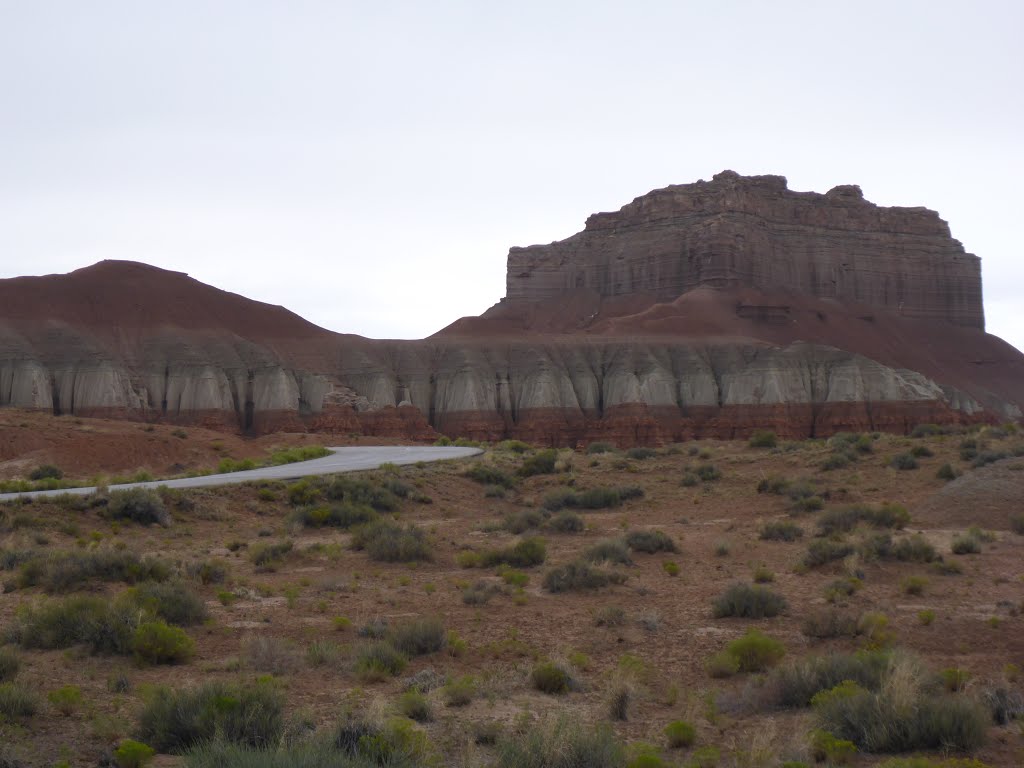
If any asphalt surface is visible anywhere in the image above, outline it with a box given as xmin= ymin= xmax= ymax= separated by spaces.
xmin=0 ymin=446 xmax=483 ymax=501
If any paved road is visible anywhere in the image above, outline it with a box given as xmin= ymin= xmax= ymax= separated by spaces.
xmin=0 ymin=446 xmax=483 ymax=502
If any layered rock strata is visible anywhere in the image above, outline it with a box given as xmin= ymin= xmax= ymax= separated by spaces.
xmin=505 ymin=171 xmax=984 ymax=328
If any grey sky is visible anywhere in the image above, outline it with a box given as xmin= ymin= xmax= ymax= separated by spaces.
xmin=2 ymin=1 xmax=1022 ymax=351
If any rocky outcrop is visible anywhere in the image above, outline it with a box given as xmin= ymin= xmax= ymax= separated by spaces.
xmin=1 ymin=169 xmax=1021 ymax=445
xmin=505 ymin=171 xmax=984 ymax=328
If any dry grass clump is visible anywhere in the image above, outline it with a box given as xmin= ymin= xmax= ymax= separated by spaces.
xmin=712 ymin=583 xmax=787 ymax=618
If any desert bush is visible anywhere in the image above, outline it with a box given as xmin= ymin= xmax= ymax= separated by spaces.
xmin=496 ymin=717 xmax=625 ymax=768
xmin=723 ymin=629 xmax=786 ymax=672
xmin=462 ymin=580 xmax=506 ymax=605
xmin=480 ymin=537 xmax=546 ymax=568
xmin=186 ymin=558 xmax=228 ymax=585
xmin=48 ymin=684 xmax=83 ymax=716
xmin=576 ymin=487 xmax=623 ymax=509
xmin=138 ymin=679 xmax=284 ymax=753
xmin=240 ymin=635 xmax=301 ymax=675
xmin=0 ymin=682 xmax=38 ymax=720
xmin=583 ymin=539 xmax=633 ymax=565
xmin=821 ymin=452 xmax=853 ymax=471
xmin=595 ymin=605 xmax=627 ymax=627
xmin=106 ymin=488 xmax=170 ymax=526
xmin=542 ymin=487 xmax=578 ymax=511
xmin=443 ymin=675 xmax=476 ymax=707
xmin=249 ymin=540 xmax=294 ymax=569
xmin=664 ymin=720 xmax=697 ymax=748
xmin=760 ymin=521 xmax=804 ymax=541
xmin=266 ymin=445 xmax=331 ymax=466
xmin=749 ymin=430 xmax=777 ymax=448
xmin=306 ymin=639 xmax=341 ymax=667
xmin=626 ymin=447 xmax=657 ymax=460
xmin=910 ymin=423 xmax=947 ymax=438
xmin=972 ymin=450 xmax=1008 ymax=468
xmin=910 ymin=445 xmax=934 ymax=458
xmin=531 ymin=661 xmax=573 ymax=694
xmin=15 ymin=549 xmax=171 ymax=592
xmin=890 ymin=453 xmax=919 ymax=470
xmin=824 ymin=577 xmax=863 ymax=602
xmin=292 ymin=502 xmax=377 ymax=529
xmin=131 ymin=620 xmax=194 ymax=664
xmin=951 ymin=534 xmax=982 ymax=555
xmin=695 ymin=464 xmax=721 ymax=482
xmin=809 ymin=729 xmax=856 ymax=765
xmin=892 ymin=534 xmax=938 ymax=563
xmin=0 ymin=648 xmax=19 ymax=683
xmin=12 ymin=595 xmax=138 ymax=655
xmin=519 ymin=449 xmax=558 ymax=476
xmin=1009 ymin=514 xmax=1024 ymax=535
xmin=353 ymin=641 xmax=408 ymax=681
xmin=818 ymin=504 xmax=909 ymax=536
xmin=813 ymin=672 xmax=988 ymax=752
xmin=503 ymin=509 xmax=545 ymax=534
xmin=981 ymin=686 xmax=1024 ymax=725
xmin=901 ymin=575 xmax=928 ymax=596
xmin=131 ymin=580 xmax=208 ymax=626
xmin=586 ymin=442 xmax=617 ymax=455
xmin=548 ymin=510 xmax=584 ymax=533
xmin=712 ymin=583 xmax=786 ymax=618
xmin=465 ymin=464 xmax=516 ymax=489
xmin=802 ymin=610 xmax=860 ymax=639
xmin=29 ymin=464 xmax=63 ymax=481
xmin=625 ymin=529 xmax=678 ymax=553
xmin=543 ymin=561 xmax=627 ymax=593
xmin=803 ymin=539 xmax=855 ymax=567
xmin=351 ymin=521 xmax=432 ymax=562
xmin=618 ymin=485 xmax=645 ymax=501
xmin=388 ymin=617 xmax=446 ymax=657
xmin=397 ymin=690 xmax=432 ymax=722
xmin=771 ymin=650 xmax=891 ymax=707
xmin=483 ymin=483 xmax=506 ymax=498
xmin=326 ymin=476 xmax=399 ymax=511
xmin=112 ymin=739 xmax=156 ymax=768
xmin=286 ymin=480 xmax=320 ymax=507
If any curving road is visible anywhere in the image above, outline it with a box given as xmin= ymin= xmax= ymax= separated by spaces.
xmin=0 ymin=446 xmax=483 ymax=502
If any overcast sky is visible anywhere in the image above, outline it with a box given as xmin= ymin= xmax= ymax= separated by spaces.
xmin=1 ymin=1 xmax=1022 ymax=351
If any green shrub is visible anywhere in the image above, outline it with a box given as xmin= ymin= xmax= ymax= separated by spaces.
xmin=625 ymin=529 xmax=678 ymax=553
xmin=113 ymin=739 xmax=156 ymax=768
xmin=292 ymin=502 xmax=377 ymax=529
xmin=901 ymin=575 xmax=928 ymax=596
xmin=248 ymin=540 xmax=294 ymax=569
xmin=583 ymin=539 xmax=633 ymax=565
xmin=443 ymin=675 xmax=476 ymax=707
xmin=770 ymin=650 xmax=891 ymax=707
xmin=910 ymin=445 xmax=934 ymax=458
xmin=972 ymin=450 xmax=1008 ymax=468
xmin=809 ymin=729 xmax=856 ymax=765
xmin=876 ymin=759 xmax=994 ymax=768
xmin=910 ymin=423 xmax=947 ymax=438
xmin=480 ymin=537 xmax=546 ymax=568
xmin=1009 ymin=513 xmax=1024 ymax=535
xmin=724 ymin=629 xmax=786 ymax=672
xmin=351 ymin=521 xmax=432 ymax=562
xmin=706 ymin=650 xmax=740 ymax=678
xmin=890 ymin=453 xmax=919 ymax=470
xmin=29 ymin=464 xmax=63 ymax=481
xmin=503 ymin=509 xmax=545 ymax=534
xmin=695 ymin=464 xmax=721 ymax=482
xmin=266 ymin=445 xmax=331 ymax=466
xmin=804 ymin=539 xmax=854 ymax=567
xmin=548 ymin=510 xmax=584 ymax=533
xmin=0 ymin=682 xmax=38 ymax=720
xmin=353 ymin=641 xmax=408 ymax=681
xmin=519 ymin=449 xmax=558 ymax=477
xmin=531 ymin=661 xmax=572 ymax=694
xmin=47 ymin=684 xmax=83 ymax=716
xmin=397 ymin=690 xmax=432 ymax=722
xmin=951 ymin=534 xmax=982 ymax=555
xmin=760 ymin=521 xmax=803 ymax=541
xmin=712 ymin=583 xmax=786 ymax=618
xmin=465 ymin=463 xmax=516 ymax=488
xmin=132 ymin=620 xmax=194 ymax=664
xmin=748 ymin=430 xmax=777 ymax=448
xmin=187 ymin=558 xmax=228 ymax=585
xmin=543 ymin=561 xmax=627 ymax=593
xmin=387 ymin=617 xmax=446 ymax=657
xmin=576 ymin=487 xmax=623 ymax=509
xmin=802 ymin=610 xmax=860 ymax=639
xmin=821 ymin=452 xmax=853 ymax=471
xmin=0 ymin=648 xmax=19 ymax=682
xmin=138 ymin=679 xmax=284 ymax=753
xmin=501 ymin=569 xmax=529 ymax=588
xmin=662 ymin=561 xmax=680 ymax=577
xmin=14 ymin=549 xmax=171 ymax=592
xmin=484 ymin=484 xmax=506 ymax=498
xmin=892 ymin=534 xmax=938 ymax=562
xmin=813 ymin=671 xmax=988 ymax=752
xmin=542 ymin=487 xmax=578 ymax=511
xmin=626 ymin=447 xmax=657 ymax=460
xmin=130 ymin=580 xmax=208 ymax=626
xmin=496 ymin=717 xmax=625 ymax=768
xmin=818 ymin=504 xmax=909 ymax=536
xmin=664 ymin=720 xmax=696 ymax=748
xmin=586 ymin=442 xmax=617 ymax=455
xmin=462 ymin=580 xmax=505 ymax=605
xmin=106 ymin=488 xmax=170 ymax=526
xmin=12 ymin=595 xmax=137 ymax=654
xmin=325 ymin=476 xmax=399 ymax=511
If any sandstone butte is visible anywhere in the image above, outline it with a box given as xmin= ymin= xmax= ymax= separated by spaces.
xmin=1 ymin=171 xmax=1022 ymax=446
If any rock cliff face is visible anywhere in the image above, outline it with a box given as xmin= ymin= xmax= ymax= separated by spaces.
xmin=505 ymin=171 xmax=984 ymax=328
xmin=1 ymin=172 xmax=1021 ymax=445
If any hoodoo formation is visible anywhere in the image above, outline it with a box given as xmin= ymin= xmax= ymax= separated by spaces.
xmin=1 ymin=172 xmax=1021 ymax=444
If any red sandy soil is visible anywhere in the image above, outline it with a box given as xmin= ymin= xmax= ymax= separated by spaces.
xmin=1 ymin=427 xmax=1022 ymax=766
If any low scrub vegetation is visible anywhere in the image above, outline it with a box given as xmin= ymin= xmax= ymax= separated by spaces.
xmin=760 ymin=521 xmax=804 ymax=541
xmin=543 ymin=560 xmax=627 ymax=593
xmin=624 ymin=529 xmax=678 ymax=553
xmin=712 ymin=583 xmax=787 ymax=618
xmin=351 ymin=520 xmax=433 ymax=562
xmin=105 ymin=488 xmax=170 ymax=526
